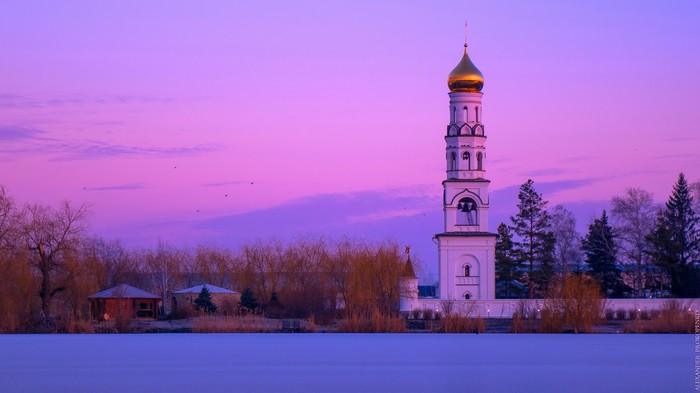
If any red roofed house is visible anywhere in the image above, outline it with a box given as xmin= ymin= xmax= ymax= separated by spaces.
xmin=88 ymin=284 xmax=161 ymax=320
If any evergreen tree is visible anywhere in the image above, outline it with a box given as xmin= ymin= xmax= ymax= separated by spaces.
xmin=495 ymin=223 xmax=525 ymax=298
xmin=648 ymin=173 xmax=700 ymax=297
xmin=510 ymin=179 xmax=556 ymax=298
xmin=581 ymin=211 xmax=625 ymax=297
xmin=194 ymin=286 xmax=217 ymax=314
xmin=240 ymin=287 xmax=259 ymax=310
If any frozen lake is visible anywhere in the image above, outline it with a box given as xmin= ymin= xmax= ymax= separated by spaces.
xmin=0 ymin=334 xmax=691 ymax=393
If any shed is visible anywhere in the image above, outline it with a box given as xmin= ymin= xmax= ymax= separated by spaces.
xmin=172 ymin=284 xmax=240 ymax=313
xmin=88 ymin=284 xmax=161 ymax=320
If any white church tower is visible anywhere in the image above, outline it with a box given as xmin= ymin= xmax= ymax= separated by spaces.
xmin=436 ymin=33 xmax=496 ymax=301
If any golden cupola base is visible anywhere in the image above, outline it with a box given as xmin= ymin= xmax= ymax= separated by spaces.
xmin=447 ymin=45 xmax=484 ymax=93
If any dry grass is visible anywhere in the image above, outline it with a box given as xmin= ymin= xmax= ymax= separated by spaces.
xmin=307 ymin=314 xmax=316 ymax=333
xmin=624 ymin=300 xmax=695 ymax=333
xmin=538 ymin=307 xmax=565 ymax=333
xmin=65 ymin=319 xmax=95 ymax=334
xmin=114 ymin=317 xmax=134 ymax=333
xmin=440 ymin=315 xmax=485 ymax=333
xmin=339 ymin=311 xmax=406 ymax=333
xmin=509 ymin=312 xmax=541 ymax=333
xmin=539 ymin=274 xmax=606 ymax=333
xmin=192 ymin=316 xmax=282 ymax=333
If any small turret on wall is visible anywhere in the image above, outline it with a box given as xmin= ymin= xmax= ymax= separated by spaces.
xmin=399 ymin=256 xmax=419 ymax=314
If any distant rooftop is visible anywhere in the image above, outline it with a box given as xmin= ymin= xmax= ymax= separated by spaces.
xmin=88 ymin=284 xmax=160 ymax=299
xmin=401 ymin=257 xmax=416 ymax=278
xmin=173 ymin=284 xmax=239 ymax=295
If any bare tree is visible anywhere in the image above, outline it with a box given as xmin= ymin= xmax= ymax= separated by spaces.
xmin=83 ymin=237 xmax=139 ymax=289
xmin=550 ymin=205 xmax=583 ymax=274
xmin=0 ymin=186 xmax=15 ymax=250
xmin=143 ymin=241 xmax=183 ymax=314
xmin=691 ymin=180 xmax=700 ymax=215
xmin=610 ymin=188 xmax=657 ymax=297
xmin=17 ymin=201 xmax=90 ymax=320
xmin=193 ymin=244 xmax=233 ymax=287
xmin=0 ymin=187 xmax=36 ymax=332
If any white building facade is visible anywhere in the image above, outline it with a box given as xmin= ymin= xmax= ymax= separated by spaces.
xmin=400 ymin=37 xmax=496 ymax=315
xmin=437 ymin=42 xmax=496 ymax=302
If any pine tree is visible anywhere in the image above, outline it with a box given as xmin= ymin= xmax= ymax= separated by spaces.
xmin=509 ymin=179 xmax=556 ymax=298
xmin=581 ymin=211 xmax=625 ymax=297
xmin=648 ymin=173 xmax=700 ymax=297
xmin=240 ymin=287 xmax=259 ymax=310
xmin=194 ymin=286 xmax=217 ymax=314
xmin=495 ymin=223 xmax=525 ymax=298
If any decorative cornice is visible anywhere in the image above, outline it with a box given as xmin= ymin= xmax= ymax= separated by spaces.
xmin=438 ymin=244 xmax=495 ymax=252
xmin=435 ymin=231 xmax=496 ymax=237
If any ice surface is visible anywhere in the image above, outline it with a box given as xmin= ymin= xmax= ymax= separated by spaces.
xmin=0 ymin=334 xmax=690 ymax=393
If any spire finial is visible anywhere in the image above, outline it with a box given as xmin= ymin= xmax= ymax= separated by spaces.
xmin=464 ymin=20 xmax=468 ymax=48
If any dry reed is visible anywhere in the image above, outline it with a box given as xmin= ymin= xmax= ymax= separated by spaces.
xmin=192 ymin=315 xmax=282 ymax=333
xmin=624 ymin=300 xmax=695 ymax=333
xmin=339 ymin=311 xmax=406 ymax=333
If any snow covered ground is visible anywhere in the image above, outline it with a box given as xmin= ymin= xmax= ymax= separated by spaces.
xmin=0 ymin=334 xmax=691 ymax=393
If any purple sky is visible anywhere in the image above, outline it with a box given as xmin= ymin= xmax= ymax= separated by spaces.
xmin=2 ymin=1 xmax=699 ymax=275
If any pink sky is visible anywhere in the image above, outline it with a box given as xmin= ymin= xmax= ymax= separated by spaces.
xmin=1 ymin=1 xmax=699 ymax=273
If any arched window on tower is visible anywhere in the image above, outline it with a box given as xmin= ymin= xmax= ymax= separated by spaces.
xmin=450 ymin=152 xmax=456 ymax=172
xmin=456 ymin=197 xmax=478 ymax=226
xmin=477 ymin=152 xmax=483 ymax=171
xmin=451 ymin=107 xmax=456 ymax=124
xmin=475 ymin=107 xmax=480 ymax=123
xmin=462 ymin=151 xmax=471 ymax=170
xmin=463 ymin=106 xmax=468 ymax=123
xmin=463 ymin=292 xmax=471 ymax=300
xmin=463 ymin=265 xmax=471 ymax=277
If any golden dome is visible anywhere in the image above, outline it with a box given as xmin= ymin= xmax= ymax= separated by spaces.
xmin=447 ymin=45 xmax=484 ymax=92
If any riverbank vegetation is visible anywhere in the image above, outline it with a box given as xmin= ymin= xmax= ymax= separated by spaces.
xmin=1 ymin=172 xmax=698 ymax=334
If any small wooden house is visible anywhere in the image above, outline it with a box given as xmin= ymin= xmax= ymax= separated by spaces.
xmin=88 ymin=284 xmax=161 ymax=320
xmin=172 ymin=284 xmax=240 ymax=313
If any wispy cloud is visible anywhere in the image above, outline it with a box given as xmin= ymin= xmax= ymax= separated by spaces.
xmin=661 ymin=136 xmax=700 ymax=143
xmin=201 ymin=180 xmax=251 ymax=187
xmin=48 ymin=140 xmax=221 ymax=161
xmin=0 ymin=126 xmax=47 ymax=141
xmin=86 ymin=183 xmax=148 ymax=191
xmin=491 ymin=178 xmax=600 ymax=212
xmin=197 ymin=185 xmax=440 ymax=233
xmin=0 ymin=125 xmax=222 ymax=160
xmin=559 ymin=155 xmax=593 ymax=163
xmin=347 ymin=208 xmax=428 ymax=224
xmin=0 ymin=93 xmax=179 ymax=109
xmin=651 ymin=153 xmax=697 ymax=160
xmin=519 ymin=167 xmax=570 ymax=177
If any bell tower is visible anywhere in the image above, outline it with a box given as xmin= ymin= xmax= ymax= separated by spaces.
xmin=436 ymin=29 xmax=496 ymax=301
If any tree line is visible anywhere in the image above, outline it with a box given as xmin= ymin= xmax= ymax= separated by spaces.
xmin=1 ymin=172 xmax=698 ymax=332
xmin=496 ymin=173 xmax=700 ymax=299
xmin=0 ymin=185 xmax=409 ymax=332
